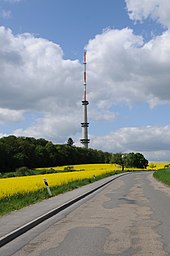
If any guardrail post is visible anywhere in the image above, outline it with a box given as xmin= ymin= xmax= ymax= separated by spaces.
xmin=43 ymin=177 xmax=52 ymax=196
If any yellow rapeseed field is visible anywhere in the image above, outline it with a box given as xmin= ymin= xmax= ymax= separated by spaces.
xmin=36 ymin=163 xmax=122 ymax=172
xmin=1 ymin=163 xmax=169 ymax=199
xmin=0 ymin=164 xmax=119 ymax=199
xmin=147 ymin=162 xmax=170 ymax=170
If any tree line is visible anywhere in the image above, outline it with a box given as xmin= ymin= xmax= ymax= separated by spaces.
xmin=0 ymin=136 xmax=111 ymax=173
xmin=0 ymin=135 xmax=148 ymax=173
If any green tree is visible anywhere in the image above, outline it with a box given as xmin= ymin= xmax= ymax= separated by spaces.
xmin=13 ymin=152 xmax=27 ymax=168
xmin=67 ymin=138 xmax=74 ymax=146
xmin=110 ymin=153 xmax=126 ymax=171
xmin=0 ymin=142 xmax=8 ymax=172
xmin=17 ymin=138 xmax=36 ymax=168
xmin=125 ymin=152 xmax=148 ymax=169
xmin=45 ymin=142 xmax=58 ymax=166
xmin=125 ymin=152 xmax=136 ymax=168
xmin=135 ymin=153 xmax=148 ymax=168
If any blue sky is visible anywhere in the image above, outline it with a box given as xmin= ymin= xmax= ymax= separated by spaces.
xmin=0 ymin=0 xmax=170 ymax=161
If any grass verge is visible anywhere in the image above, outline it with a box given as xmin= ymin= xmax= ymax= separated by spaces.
xmin=0 ymin=170 xmax=120 ymax=216
xmin=153 ymin=168 xmax=170 ymax=186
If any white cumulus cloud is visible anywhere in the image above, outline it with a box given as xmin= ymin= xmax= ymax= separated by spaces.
xmin=90 ymin=125 xmax=170 ymax=161
xmin=0 ymin=26 xmax=82 ymax=111
xmin=0 ymin=26 xmax=83 ymax=141
xmin=0 ymin=108 xmax=23 ymax=123
xmin=86 ymin=28 xmax=170 ymax=109
xmin=125 ymin=0 xmax=170 ymax=28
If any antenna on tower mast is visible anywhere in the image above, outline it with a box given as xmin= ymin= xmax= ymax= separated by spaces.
xmin=80 ymin=50 xmax=90 ymax=148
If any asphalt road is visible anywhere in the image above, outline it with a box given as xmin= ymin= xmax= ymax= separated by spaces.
xmin=1 ymin=172 xmax=170 ymax=256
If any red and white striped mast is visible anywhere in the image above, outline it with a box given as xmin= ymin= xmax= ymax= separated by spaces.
xmin=80 ymin=50 xmax=90 ymax=148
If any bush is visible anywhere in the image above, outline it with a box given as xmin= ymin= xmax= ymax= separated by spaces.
xmin=164 ymin=164 xmax=170 ymax=168
xmin=64 ymin=166 xmax=74 ymax=171
xmin=2 ymin=172 xmax=16 ymax=178
xmin=15 ymin=166 xmax=32 ymax=176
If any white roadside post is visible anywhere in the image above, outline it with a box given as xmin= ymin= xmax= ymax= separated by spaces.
xmin=43 ymin=177 xmax=52 ymax=196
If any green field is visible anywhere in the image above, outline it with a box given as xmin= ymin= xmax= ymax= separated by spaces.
xmin=153 ymin=168 xmax=170 ymax=186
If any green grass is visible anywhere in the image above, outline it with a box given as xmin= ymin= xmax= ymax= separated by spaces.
xmin=153 ymin=168 xmax=170 ymax=186
xmin=0 ymin=170 xmax=120 ymax=216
